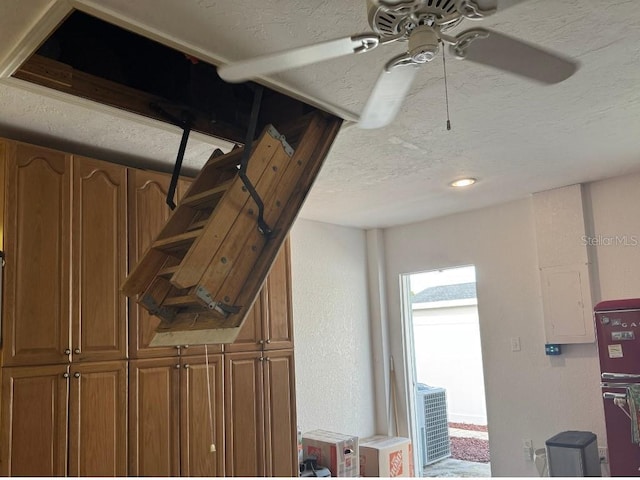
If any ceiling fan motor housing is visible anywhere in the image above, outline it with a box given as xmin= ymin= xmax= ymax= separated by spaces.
xmin=409 ymin=25 xmax=440 ymax=63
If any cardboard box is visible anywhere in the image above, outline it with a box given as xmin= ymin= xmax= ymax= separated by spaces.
xmin=359 ymin=436 xmax=411 ymax=477
xmin=302 ymin=430 xmax=359 ymax=477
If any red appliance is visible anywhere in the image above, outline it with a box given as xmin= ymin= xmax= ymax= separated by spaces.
xmin=595 ymin=299 xmax=640 ymax=476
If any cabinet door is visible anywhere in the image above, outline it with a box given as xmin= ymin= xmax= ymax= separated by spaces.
xmin=3 ymin=143 xmax=71 ymax=366
xmin=264 ymin=350 xmax=298 ymax=476
xmin=72 ymin=157 xmax=127 ymax=362
xmin=68 ymin=361 xmax=127 ymax=476
xmin=128 ymin=170 xmax=177 ymax=358
xmin=264 ymin=240 xmax=293 ymax=350
xmin=224 ymin=290 xmax=265 ymax=353
xmin=0 ymin=364 xmax=69 ymax=476
xmin=180 ymin=355 xmax=224 ymax=476
xmin=129 ymin=358 xmax=181 ymax=476
xmin=225 ymin=351 xmax=265 ymax=477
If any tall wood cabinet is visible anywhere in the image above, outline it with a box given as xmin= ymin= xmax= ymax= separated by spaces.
xmin=3 ymin=143 xmax=71 ymax=366
xmin=72 ymin=157 xmax=127 ymax=363
xmin=129 ymin=355 xmax=225 ymax=476
xmin=225 ymin=349 xmax=297 ymax=477
xmin=0 ymin=141 xmax=129 ymax=476
xmin=0 ymin=137 xmax=297 ymax=477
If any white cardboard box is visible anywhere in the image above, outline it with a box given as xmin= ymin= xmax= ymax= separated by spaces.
xmin=302 ymin=430 xmax=359 ymax=477
xmin=359 ymin=435 xmax=411 ymax=477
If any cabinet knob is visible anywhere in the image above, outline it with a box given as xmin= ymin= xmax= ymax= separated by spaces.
xmin=74 ymin=348 xmax=81 ymax=354
xmin=183 ymin=345 xmax=189 ymax=349
xmin=63 ymin=373 xmax=70 ymax=378
xmin=265 ymin=357 xmax=271 ymax=362
xmin=259 ymin=357 xmax=264 ymax=362
xmin=175 ymin=364 xmax=181 ymax=369
xmin=74 ymin=372 xmax=80 ymax=378
xmin=266 ymin=339 xmax=272 ymax=344
xmin=64 ymin=349 xmax=71 ymax=355
xmin=183 ymin=364 xmax=190 ymax=369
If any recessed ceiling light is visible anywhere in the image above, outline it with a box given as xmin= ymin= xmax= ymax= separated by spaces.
xmin=450 ymin=178 xmax=477 ymax=188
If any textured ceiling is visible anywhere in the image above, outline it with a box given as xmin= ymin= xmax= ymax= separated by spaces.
xmin=1 ymin=0 xmax=640 ymax=228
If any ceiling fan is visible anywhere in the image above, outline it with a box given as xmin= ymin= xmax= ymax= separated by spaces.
xmin=217 ymin=0 xmax=578 ymax=129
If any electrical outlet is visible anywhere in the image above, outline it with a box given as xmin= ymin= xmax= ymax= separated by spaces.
xmin=511 ymin=337 xmax=522 ymax=352
xmin=598 ymin=446 xmax=608 ymax=464
xmin=523 ymin=439 xmax=534 ymax=461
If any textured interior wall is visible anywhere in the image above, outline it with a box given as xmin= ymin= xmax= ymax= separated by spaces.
xmin=383 ymin=197 xmax=606 ymax=477
xmin=290 ymin=218 xmax=376 ymax=438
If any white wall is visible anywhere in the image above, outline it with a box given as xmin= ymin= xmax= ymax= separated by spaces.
xmin=384 ymin=197 xmax=606 ymax=477
xmin=289 ymin=170 xmax=640 ymax=476
xmin=290 ymin=218 xmax=376 ymax=438
xmin=413 ymin=304 xmax=487 ymax=425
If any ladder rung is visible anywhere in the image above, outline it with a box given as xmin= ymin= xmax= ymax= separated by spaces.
xmin=187 ymin=219 xmax=208 ymax=231
xmin=152 ymin=229 xmax=202 ymax=254
xmin=182 ymin=180 xmax=234 ymax=209
xmin=158 ymin=265 xmax=180 ymax=277
xmin=162 ymin=295 xmax=200 ymax=307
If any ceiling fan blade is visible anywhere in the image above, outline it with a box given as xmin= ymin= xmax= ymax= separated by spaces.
xmin=470 ymin=0 xmax=529 ymax=12
xmin=455 ymin=28 xmax=578 ymax=84
xmin=359 ymin=65 xmax=419 ymax=129
xmin=218 ymin=35 xmax=379 ymax=83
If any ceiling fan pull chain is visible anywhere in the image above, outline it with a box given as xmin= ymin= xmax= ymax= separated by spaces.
xmin=442 ymin=47 xmax=452 ymax=131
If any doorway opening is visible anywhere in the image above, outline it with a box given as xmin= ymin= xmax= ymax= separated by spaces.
xmin=401 ymin=265 xmax=491 ymax=477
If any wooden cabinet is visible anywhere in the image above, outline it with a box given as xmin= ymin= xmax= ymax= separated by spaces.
xmin=264 ymin=242 xmax=294 ymax=351
xmin=129 ymin=355 xmax=224 ymax=477
xmin=3 ymin=143 xmax=71 ymax=366
xmin=0 ymin=137 xmax=296 ymax=478
xmin=129 ymin=357 xmax=181 ymax=476
xmin=225 ymin=350 xmax=297 ymax=477
xmin=180 ymin=355 xmax=225 ymax=476
xmin=0 ymin=364 xmax=69 ymax=476
xmin=263 ymin=350 xmax=298 ymax=476
xmin=226 ymin=240 xmax=293 ymax=353
xmin=72 ymin=157 xmax=127 ymax=362
xmin=68 ymin=361 xmax=128 ymax=476
xmin=0 ymin=361 xmax=127 ymax=476
xmin=2 ymin=145 xmax=127 ymax=366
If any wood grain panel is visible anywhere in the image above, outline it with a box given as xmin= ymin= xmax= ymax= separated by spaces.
xmin=72 ymin=156 xmax=127 ymax=361
xmin=264 ymin=350 xmax=297 ymax=476
xmin=128 ymin=358 xmax=180 ymax=476
xmin=180 ymin=355 xmax=224 ymax=476
xmin=68 ymin=361 xmax=127 ymax=476
xmin=3 ymin=143 xmax=71 ymax=366
xmin=264 ymin=240 xmax=293 ymax=350
xmin=224 ymin=351 xmax=265 ymax=477
xmin=0 ymin=364 xmax=69 ymax=475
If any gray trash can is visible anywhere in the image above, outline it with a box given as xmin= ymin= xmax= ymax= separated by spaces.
xmin=545 ymin=431 xmax=601 ymax=477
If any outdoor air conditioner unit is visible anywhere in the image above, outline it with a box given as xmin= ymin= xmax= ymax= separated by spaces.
xmin=416 ymin=383 xmax=451 ymax=467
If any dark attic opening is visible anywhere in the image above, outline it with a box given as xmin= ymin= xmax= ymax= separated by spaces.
xmin=14 ymin=10 xmax=316 ymax=146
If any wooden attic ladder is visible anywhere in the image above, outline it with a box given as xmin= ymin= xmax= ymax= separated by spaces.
xmin=122 ymin=111 xmax=342 ymax=346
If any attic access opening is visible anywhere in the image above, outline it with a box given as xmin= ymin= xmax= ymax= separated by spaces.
xmin=13 ymin=10 xmax=316 ymax=146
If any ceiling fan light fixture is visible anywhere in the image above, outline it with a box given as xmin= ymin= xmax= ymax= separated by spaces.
xmin=450 ymin=177 xmax=477 ymax=188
